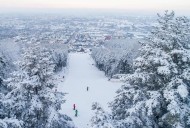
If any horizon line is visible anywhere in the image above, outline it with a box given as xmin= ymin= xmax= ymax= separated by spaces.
xmin=0 ymin=7 xmax=189 ymax=16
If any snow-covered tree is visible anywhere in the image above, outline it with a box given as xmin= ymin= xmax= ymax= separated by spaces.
xmin=0 ymin=52 xmax=22 ymax=128
xmin=4 ymin=43 xmax=74 ymax=128
xmin=92 ymin=39 xmax=140 ymax=77
xmin=0 ymin=55 xmax=7 ymax=94
xmin=51 ymin=48 xmax=68 ymax=72
xmin=110 ymin=11 xmax=190 ymax=128
xmin=91 ymin=102 xmax=114 ymax=128
xmin=0 ymin=118 xmax=23 ymax=128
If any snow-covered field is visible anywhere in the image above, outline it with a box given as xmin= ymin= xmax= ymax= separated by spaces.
xmin=57 ymin=53 xmax=122 ymax=128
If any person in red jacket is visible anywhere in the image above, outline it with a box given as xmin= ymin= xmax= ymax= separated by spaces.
xmin=73 ymin=104 xmax=76 ymax=110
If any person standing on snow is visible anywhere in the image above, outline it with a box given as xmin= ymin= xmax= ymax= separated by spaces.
xmin=75 ymin=109 xmax=78 ymax=117
xmin=73 ymin=104 xmax=76 ymax=110
xmin=87 ymin=86 xmax=89 ymax=91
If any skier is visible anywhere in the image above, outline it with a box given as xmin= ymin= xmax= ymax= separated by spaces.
xmin=75 ymin=109 xmax=78 ymax=117
xmin=73 ymin=104 xmax=76 ymax=110
xmin=108 ymin=76 xmax=112 ymax=81
xmin=87 ymin=86 xmax=89 ymax=91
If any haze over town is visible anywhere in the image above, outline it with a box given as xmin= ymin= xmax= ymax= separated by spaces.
xmin=0 ymin=0 xmax=190 ymax=16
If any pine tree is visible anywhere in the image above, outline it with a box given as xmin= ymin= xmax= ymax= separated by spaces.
xmin=111 ymin=11 xmax=190 ymax=128
xmin=0 ymin=55 xmax=7 ymax=94
xmin=5 ymin=43 xmax=75 ymax=128
xmin=91 ymin=39 xmax=140 ymax=77
xmin=0 ymin=118 xmax=23 ymax=128
xmin=0 ymin=53 xmax=22 ymax=128
xmin=91 ymin=102 xmax=114 ymax=128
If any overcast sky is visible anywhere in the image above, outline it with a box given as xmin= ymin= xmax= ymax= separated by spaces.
xmin=0 ymin=0 xmax=190 ymax=14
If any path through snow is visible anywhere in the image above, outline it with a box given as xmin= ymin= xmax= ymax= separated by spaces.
xmin=57 ymin=53 xmax=122 ymax=128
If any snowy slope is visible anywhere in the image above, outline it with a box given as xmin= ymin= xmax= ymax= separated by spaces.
xmin=57 ymin=53 xmax=122 ymax=128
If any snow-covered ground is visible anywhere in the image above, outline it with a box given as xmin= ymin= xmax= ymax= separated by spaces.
xmin=57 ymin=53 xmax=122 ymax=128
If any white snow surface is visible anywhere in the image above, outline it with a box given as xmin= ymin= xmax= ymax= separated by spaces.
xmin=57 ymin=53 xmax=122 ymax=128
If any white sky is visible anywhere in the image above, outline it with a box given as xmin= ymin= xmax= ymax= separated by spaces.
xmin=0 ymin=0 xmax=190 ymax=14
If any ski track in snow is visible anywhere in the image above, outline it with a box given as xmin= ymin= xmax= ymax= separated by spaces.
xmin=57 ymin=53 xmax=122 ymax=128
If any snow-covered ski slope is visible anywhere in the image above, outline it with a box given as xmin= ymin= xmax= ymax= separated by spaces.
xmin=58 ymin=53 xmax=122 ymax=128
